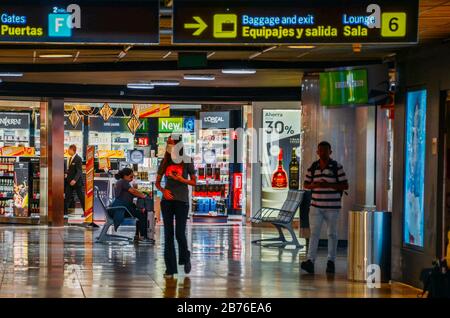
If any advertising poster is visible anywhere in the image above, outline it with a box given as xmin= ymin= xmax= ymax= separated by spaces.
xmin=93 ymin=179 xmax=110 ymax=222
xmin=1 ymin=146 xmax=35 ymax=157
xmin=96 ymin=150 xmax=125 ymax=159
xmin=98 ymin=158 xmax=111 ymax=171
xmin=262 ymin=109 xmax=301 ymax=191
xmin=138 ymin=104 xmax=170 ymax=118
xmin=13 ymin=162 xmax=30 ymax=217
xmin=84 ymin=146 xmax=95 ymax=223
xmin=403 ymin=89 xmax=427 ymax=248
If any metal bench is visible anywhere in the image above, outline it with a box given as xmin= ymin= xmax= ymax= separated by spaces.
xmin=250 ymin=190 xmax=305 ymax=249
xmin=95 ymin=186 xmax=135 ymax=243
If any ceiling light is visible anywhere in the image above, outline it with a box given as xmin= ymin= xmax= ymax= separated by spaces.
xmin=0 ymin=72 xmax=23 ymax=77
xmin=183 ymin=74 xmax=215 ymax=81
xmin=39 ymin=54 xmax=73 ymax=58
xmin=150 ymin=80 xmax=180 ymax=86
xmin=162 ymin=51 xmax=172 ymax=59
xmin=222 ymin=69 xmax=256 ymax=75
xmin=287 ymin=45 xmax=316 ymax=49
xmin=127 ymin=83 xmax=154 ymax=89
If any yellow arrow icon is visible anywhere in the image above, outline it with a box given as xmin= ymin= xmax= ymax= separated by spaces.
xmin=184 ymin=16 xmax=208 ymax=36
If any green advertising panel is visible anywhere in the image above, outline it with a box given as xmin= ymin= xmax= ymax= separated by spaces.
xmin=137 ymin=118 xmax=149 ymax=134
xmin=320 ymin=69 xmax=369 ymax=106
xmin=158 ymin=117 xmax=184 ymax=133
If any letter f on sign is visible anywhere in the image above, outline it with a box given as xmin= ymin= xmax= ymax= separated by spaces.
xmin=48 ymin=13 xmax=72 ymax=37
xmin=55 ymin=18 xmax=64 ymax=32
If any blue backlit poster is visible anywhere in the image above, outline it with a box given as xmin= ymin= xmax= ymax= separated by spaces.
xmin=403 ymin=89 xmax=427 ymax=248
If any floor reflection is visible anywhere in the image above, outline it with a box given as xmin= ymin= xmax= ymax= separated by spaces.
xmin=0 ymin=224 xmax=419 ymax=298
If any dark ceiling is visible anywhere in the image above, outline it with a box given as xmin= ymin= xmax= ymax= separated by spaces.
xmin=0 ymin=0 xmax=447 ymax=95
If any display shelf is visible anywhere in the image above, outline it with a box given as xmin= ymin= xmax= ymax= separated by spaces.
xmin=0 ymin=174 xmax=14 ymax=178
xmin=0 ymin=197 xmax=13 ymax=200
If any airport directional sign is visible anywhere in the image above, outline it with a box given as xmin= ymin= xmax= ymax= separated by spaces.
xmin=172 ymin=0 xmax=419 ymax=44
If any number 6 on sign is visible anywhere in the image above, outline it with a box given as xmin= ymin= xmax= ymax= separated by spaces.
xmin=381 ymin=13 xmax=407 ymax=37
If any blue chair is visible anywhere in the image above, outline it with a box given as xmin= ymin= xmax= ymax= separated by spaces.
xmin=95 ymin=186 xmax=135 ymax=243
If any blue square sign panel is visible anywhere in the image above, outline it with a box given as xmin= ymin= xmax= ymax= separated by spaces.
xmin=48 ymin=13 xmax=72 ymax=37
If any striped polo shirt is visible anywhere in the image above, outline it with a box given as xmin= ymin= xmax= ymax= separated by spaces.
xmin=304 ymin=159 xmax=348 ymax=209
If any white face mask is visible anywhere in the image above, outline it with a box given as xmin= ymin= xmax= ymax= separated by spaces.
xmin=167 ymin=143 xmax=184 ymax=163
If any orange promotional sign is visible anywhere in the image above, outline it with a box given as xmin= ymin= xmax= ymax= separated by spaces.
xmin=84 ymin=146 xmax=95 ymax=223
xmin=97 ymin=150 xmax=125 ymax=159
xmin=98 ymin=158 xmax=111 ymax=171
xmin=1 ymin=146 xmax=35 ymax=157
xmin=138 ymin=104 xmax=170 ymax=118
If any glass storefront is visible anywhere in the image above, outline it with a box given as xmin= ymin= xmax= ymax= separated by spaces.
xmin=0 ymin=101 xmax=41 ymax=225
xmin=59 ymin=103 xmax=247 ymax=225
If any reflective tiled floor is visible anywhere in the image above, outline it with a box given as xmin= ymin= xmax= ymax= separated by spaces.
xmin=0 ymin=224 xmax=419 ymax=298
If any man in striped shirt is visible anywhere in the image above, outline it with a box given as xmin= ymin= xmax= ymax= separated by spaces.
xmin=301 ymin=141 xmax=349 ymax=274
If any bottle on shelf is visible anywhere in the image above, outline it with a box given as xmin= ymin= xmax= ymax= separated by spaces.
xmin=206 ymin=164 xmax=213 ymax=180
xmin=271 ymin=148 xmax=288 ymax=189
xmin=289 ymin=147 xmax=300 ymax=190
xmin=214 ymin=166 xmax=221 ymax=181
xmin=198 ymin=164 xmax=205 ymax=180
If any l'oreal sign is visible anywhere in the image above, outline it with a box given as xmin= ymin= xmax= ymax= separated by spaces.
xmin=200 ymin=112 xmax=229 ymax=129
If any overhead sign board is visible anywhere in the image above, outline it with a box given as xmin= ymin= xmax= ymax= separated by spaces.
xmin=0 ymin=0 xmax=159 ymax=44
xmin=173 ymin=0 xmax=418 ymax=44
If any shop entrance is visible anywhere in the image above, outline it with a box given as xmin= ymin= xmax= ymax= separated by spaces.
xmin=62 ymin=102 xmax=247 ymax=226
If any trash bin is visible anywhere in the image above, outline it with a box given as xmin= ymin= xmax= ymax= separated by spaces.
xmin=348 ymin=211 xmax=391 ymax=282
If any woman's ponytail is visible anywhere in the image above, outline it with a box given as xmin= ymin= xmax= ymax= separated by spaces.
xmin=115 ymin=167 xmax=133 ymax=180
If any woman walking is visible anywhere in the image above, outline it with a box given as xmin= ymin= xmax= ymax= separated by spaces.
xmin=156 ymin=135 xmax=196 ymax=278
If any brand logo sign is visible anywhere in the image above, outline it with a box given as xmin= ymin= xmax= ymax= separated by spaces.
xmin=200 ymin=112 xmax=229 ymax=129
xmin=184 ymin=116 xmax=195 ymax=132
xmin=90 ymin=117 xmax=128 ymax=132
xmin=158 ymin=117 xmax=184 ymax=133
xmin=0 ymin=113 xmax=29 ymax=129
xmin=128 ymin=149 xmax=144 ymax=164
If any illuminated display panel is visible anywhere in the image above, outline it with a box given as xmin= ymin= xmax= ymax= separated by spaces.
xmin=403 ymin=89 xmax=427 ymax=248
xmin=173 ymin=0 xmax=418 ymax=44
xmin=0 ymin=0 xmax=159 ymax=44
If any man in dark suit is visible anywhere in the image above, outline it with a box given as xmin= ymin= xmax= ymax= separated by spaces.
xmin=64 ymin=144 xmax=85 ymax=215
